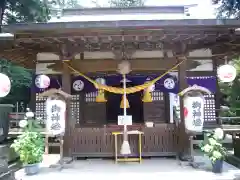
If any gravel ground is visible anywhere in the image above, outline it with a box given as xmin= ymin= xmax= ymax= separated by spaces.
xmin=14 ymin=155 xmax=240 ymax=180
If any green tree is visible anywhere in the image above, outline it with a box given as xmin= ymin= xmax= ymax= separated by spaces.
xmin=213 ymin=0 xmax=240 ymax=18
xmin=51 ymin=0 xmax=82 ymax=9
xmin=109 ymin=0 xmax=145 ymax=7
xmin=0 ymin=59 xmax=32 ymax=105
xmin=1 ymin=0 xmax=51 ymax=24
xmin=219 ymin=58 xmax=240 ymax=122
xmin=0 ymin=0 xmax=52 ymax=106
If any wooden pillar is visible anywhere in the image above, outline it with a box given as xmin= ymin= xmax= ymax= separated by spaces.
xmin=61 ymin=60 xmax=72 ymax=157
xmin=212 ymin=49 xmax=221 ymax=125
xmin=58 ymin=43 xmax=78 ymax=158
xmin=29 ymin=83 xmax=36 ymax=112
xmin=29 ymin=58 xmax=37 ymax=112
xmin=177 ymin=56 xmax=190 ymax=157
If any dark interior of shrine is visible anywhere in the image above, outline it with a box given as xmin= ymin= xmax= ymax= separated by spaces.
xmin=106 ymin=81 xmax=143 ymax=124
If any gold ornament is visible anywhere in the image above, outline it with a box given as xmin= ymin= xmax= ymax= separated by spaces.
xmin=120 ymin=94 xmax=130 ymax=108
xmin=96 ymin=90 xmax=107 ymax=102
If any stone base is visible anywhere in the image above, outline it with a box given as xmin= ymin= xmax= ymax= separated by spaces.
xmin=49 ymin=157 xmax=74 ymax=170
xmin=0 ymin=171 xmax=15 ymax=180
xmin=0 ymin=145 xmax=15 ymax=180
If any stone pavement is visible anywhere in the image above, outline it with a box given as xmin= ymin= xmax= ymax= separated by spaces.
xmin=14 ymin=155 xmax=240 ymax=180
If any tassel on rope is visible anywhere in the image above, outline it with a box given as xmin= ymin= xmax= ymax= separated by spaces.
xmin=142 ymin=88 xmax=152 ymax=102
xmin=96 ymin=89 xmax=107 ymax=102
xmin=120 ymin=94 xmax=130 ymax=109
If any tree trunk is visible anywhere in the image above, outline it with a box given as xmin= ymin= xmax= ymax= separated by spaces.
xmin=0 ymin=0 xmax=7 ymax=33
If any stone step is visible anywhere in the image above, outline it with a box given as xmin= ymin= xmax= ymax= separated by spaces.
xmin=226 ymin=155 xmax=240 ymax=168
xmin=0 ymin=171 xmax=15 ymax=180
xmin=0 ymin=159 xmax=8 ymax=174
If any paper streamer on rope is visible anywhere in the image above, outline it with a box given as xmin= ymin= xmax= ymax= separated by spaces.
xmin=142 ymin=89 xmax=152 ymax=102
xmin=120 ymin=95 xmax=130 ymax=109
xmin=142 ymin=78 xmax=154 ymax=102
xmin=96 ymin=89 xmax=107 ymax=102
xmin=63 ymin=58 xmax=185 ymax=94
xmin=95 ymin=78 xmax=107 ymax=102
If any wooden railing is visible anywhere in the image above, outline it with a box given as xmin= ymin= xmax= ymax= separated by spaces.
xmin=70 ymin=124 xmax=179 ymax=158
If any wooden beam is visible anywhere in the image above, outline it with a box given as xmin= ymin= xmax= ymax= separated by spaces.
xmin=47 ymin=58 xmax=200 ymax=73
xmin=36 ymin=56 xmax=215 ymax=64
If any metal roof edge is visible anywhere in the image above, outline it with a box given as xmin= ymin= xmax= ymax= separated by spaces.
xmin=62 ymin=6 xmax=187 ymax=16
xmin=3 ymin=19 xmax=240 ymax=33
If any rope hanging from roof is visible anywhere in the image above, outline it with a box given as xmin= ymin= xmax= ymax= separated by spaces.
xmin=63 ymin=58 xmax=185 ymax=94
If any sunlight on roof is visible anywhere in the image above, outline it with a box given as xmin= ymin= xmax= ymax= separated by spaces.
xmin=49 ymin=13 xmax=187 ymax=23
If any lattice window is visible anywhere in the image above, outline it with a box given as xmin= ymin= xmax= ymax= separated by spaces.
xmin=71 ymin=94 xmax=80 ymax=123
xmin=35 ymin=93 xmax=47 ymax=124
xmin=36 ymin=93 xmax=80 ymax=124
xmin=152 ymin=91 xmax=164 ymax=101
xmin=204 ymin=94 xmax=216 ymax=123
xmin=85 ymin=91 xmax=97 ymax=102
xmin=144 ymin=90 xmax=166 ymax=123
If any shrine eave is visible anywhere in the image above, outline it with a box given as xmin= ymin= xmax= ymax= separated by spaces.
xmin=3 ymin=19 xmax=240 ymax=33
xmin=1 ymin=19 xmax=240 ymax=69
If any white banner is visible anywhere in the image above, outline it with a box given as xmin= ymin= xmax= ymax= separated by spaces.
xmin=184 ymin=96 xmax=204 ymax=133
xmin=118 ymin=115 xmax=132 ymax=125
xmin=46 ymin=99 xmax=66 ymax=135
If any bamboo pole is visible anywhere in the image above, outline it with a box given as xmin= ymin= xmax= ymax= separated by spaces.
xmin=120 ymin=74 xmax=131 ymax=155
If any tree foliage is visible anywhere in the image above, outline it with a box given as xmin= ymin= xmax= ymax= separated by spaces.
xmin=51 ymin=0 xmax=82 ymax=9
xmin=109 ymin=0 xmax=145 ymax=7
xmin=213 ymin=0 xmax=240 ymax=18
xmin=0 ymin=59 xmax=32 ymax=104
xmin=0 ymin=0 xmax=50 ymax=105
xmin=0 ymin=0 xmax=82 ymax=107
xmin=1 ymin=0 xmax=51 ymax=24
xmin=219 ymin=59 xmax=240 ymax=121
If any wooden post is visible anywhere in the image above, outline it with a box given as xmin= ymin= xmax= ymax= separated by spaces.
xmin=59 ymin=43 xmax=78 ymax=159
xmin=177 ymin=56 xmax=190 ymax=159
xmin=61 ymin=61 xmax=72 ymax=157
xmin=29 ymin=56 xmax=37 ymax=112
xmin=172 ymin=42 xmax=190 ymax=159
xmin=44 ymin=134 xmax=49 ymax=154
xmin=212 ymin=49 xmax=221 ymax=125
xmin=39 ymin=88 xmax=72 ymax=169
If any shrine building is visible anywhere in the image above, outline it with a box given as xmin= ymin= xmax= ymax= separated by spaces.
xmin=1 ymin=6 xmax=240 ymax=158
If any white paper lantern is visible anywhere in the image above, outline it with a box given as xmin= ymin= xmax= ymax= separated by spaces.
xmin=19 ymin=120 xmax=28 ymax=128
xmin=217 ymin=64 xmax=237 ymax=83
xmin=46 ymin=99 xmax=66 ymax=135
xmin=183 ymin=95 xmax=204 ymax=133
xmin=0 ymin=73 xmax=11 ymax=97
xmin=117 ymin=60 xmax=131 ymax=75
xmin=35 ymin=74 xmax=50 ymax=89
